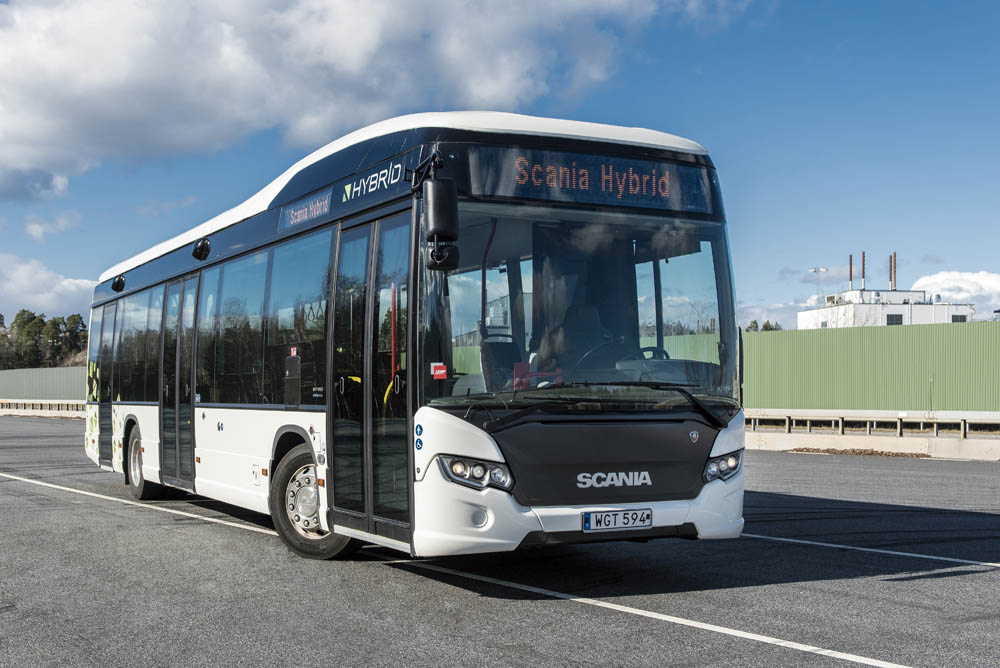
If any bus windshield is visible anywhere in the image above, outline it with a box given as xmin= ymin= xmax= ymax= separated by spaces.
xmin=419 ymin=201 xmax=738 ymax=418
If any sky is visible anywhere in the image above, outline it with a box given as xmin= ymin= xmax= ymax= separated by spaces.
xmin=1 ymin=0 xmax=998 ymax=328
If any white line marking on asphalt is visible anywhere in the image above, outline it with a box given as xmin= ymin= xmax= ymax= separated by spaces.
xmin=0 ymin=471 xmax=278 ymax=536
xmin=744 ymin=533 xmax=1000 ymax=568
xmin=373 ymin=554 xmax=914 ymax=668
xmin=0 ymin=472 xmax=964 ymax=666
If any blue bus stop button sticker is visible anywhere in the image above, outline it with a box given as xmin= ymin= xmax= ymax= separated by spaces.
xmin=415 ymin=424 xmax=423 ymax=436
xmin=415 ymin=439 xmax=423 ymax=450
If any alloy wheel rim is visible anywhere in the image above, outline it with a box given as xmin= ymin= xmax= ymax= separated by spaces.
xmin=130 ymin=440 xmax=142 ymax=487
xmin=285 ymin=464 xmax=326 ymax=539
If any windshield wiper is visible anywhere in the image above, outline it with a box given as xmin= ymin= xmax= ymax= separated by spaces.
xmin=481 ymin=400 xmax=575 ymax=433
xmin=538 ymin=381 xmax=730 ymax=429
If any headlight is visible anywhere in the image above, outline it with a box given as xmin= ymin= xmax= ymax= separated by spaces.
xmin=439 ymin=455 xmax=514 ymax=492
xmin=704 ymin=450 xmax=743 ymax=482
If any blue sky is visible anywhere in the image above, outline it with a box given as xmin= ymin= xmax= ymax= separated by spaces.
xmin=1 ymin=0 xmax=998 ymax=326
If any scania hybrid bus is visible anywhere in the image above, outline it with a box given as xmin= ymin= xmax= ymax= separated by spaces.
xmin=85 ymin=112 xmax=745 ymax=559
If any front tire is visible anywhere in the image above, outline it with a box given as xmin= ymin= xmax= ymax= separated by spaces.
xmin=269 ymin=443 xmax=359 ymax=559
xmin=127 ymin=427 xmax=162 ymax=500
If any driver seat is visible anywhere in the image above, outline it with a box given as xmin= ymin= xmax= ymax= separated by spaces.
xmin=537 ymin=304 xmax=613 ymax=372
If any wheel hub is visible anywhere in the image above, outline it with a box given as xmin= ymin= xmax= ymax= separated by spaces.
xmin=130 ymin=441 xmax=142 ymax=485
xmin=286 ymin=464 xmax=323 ymax=538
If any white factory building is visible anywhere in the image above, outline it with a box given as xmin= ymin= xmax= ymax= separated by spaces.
xmin=798 ymin=289 xmax=975 ymax=329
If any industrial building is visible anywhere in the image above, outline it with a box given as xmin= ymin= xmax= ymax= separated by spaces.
xmin=798 ymin=289 xmax=975 ymax=329
xmin=798 ymin=252 xmax=975 ymax=329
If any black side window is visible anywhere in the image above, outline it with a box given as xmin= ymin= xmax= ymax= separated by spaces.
xmin=115 ymin=290 xmax=151 ymax=402
xmin=216 ymin=252 xmax=268 ymax=404
xmin=87 ymin=308 xmax=103 ymax=402
xmin=264 ymin=228 xmax=333 ymax=405
xmin=196 ymin=267 xmax=222 ymax=403
xmin=145 ymin=287 xmax=164 ymax=402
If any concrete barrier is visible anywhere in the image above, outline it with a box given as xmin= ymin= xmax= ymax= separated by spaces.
xmin=745 ymin=408 xmax=1000 ymax=461
xmin=0 ymin=399 xmax=86 ymax=418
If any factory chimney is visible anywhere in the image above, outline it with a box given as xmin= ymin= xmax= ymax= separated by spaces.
xmin=849 ymin=254 xmax=853 ymax=291
xmin=861 ymin=252 xmax=866 ymax=290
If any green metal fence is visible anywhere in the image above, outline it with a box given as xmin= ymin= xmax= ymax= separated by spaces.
xmin=4 ymin=322 xmax=999 ymax=410
xmin=743 ymin=322 xmax=1000 ymax=411
xmin=0 ymin=367 xmax=86 ymax=400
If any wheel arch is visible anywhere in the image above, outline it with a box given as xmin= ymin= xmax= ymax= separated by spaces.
xmin=271 ymin=425 xmax=313 ymax=475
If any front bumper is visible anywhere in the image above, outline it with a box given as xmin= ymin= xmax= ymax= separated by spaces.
xmin=411 ymin=461 xmax=744 ymax=557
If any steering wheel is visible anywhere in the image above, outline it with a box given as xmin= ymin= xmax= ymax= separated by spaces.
xmin=573 ymin=339 xmax=614 ymax=371
xmin=624 ymin=346 xmax=670 ymax=361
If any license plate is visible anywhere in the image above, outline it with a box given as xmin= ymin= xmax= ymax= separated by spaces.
xmin=582 ymin=509 xmax=652 ymax=533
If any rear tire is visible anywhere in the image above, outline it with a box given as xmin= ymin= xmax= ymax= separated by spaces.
xmin=269 ymin=443 xmax=359 ymax=560
xmin=127 ymin=427 xmax=162 ymax=500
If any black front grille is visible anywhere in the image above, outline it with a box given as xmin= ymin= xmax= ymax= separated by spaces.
xmin=491 ymin=418 xmax=717 ymax=507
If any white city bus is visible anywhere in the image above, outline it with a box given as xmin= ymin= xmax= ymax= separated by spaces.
xmin=85 ymin=112 xmax=745 ymax=559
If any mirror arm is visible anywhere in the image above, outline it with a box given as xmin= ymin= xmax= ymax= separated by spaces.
xmin=409 ymin=149 xmax=445 ymax=196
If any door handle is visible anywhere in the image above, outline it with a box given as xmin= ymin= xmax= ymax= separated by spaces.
xmin=338 ymin=377 xmax=345 ymax=394
xmin=393 ymin=374 xmax=401 ymax=395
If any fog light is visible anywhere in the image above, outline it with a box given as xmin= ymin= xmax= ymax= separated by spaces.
xmin=470 ymin=463 xmax=486 ymax=480
xmin=451 ymin=460 xmax=468 ymax=477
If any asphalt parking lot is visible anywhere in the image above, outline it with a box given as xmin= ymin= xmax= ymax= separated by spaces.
xmin=0 ymin=416 xmax=997 ymax=668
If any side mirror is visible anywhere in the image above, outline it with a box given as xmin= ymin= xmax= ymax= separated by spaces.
xmin=423 ymin=178 xmax=458 ymax=242
xmin=423 ymin=178 xmax=459 ymax=271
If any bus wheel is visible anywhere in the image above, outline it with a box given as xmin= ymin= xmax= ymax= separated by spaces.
xmin=127 ymin=427 xmax=162 ymax=500
xmin=269 ymin=443 xmax=359 ymax=560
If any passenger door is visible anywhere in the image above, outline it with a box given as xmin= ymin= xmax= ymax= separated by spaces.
xmin=160 ymin=274 xmax=199 ymax=489
xmin=330 ymin=213 xmax=412 ymax=544
xmin=97 ymin=301 xmax=117 ymax=467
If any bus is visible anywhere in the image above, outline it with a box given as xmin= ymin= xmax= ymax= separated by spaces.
xmin=85 ymin=112 xmax=744 ymax=559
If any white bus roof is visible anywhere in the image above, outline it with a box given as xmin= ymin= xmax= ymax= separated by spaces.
xmin=100 ymin=112 xmax=707 ymax=282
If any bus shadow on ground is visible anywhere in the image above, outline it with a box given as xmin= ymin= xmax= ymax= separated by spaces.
xmin=156 ymin=488 xmax=278 ymax=531
xmin=378 ymin=491 xmax=999 ymax=600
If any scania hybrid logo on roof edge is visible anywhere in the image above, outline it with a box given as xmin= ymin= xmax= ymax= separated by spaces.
xmin=576 ymin=472 xmax=652 ymax=488
xmin=343 ymin=162 xmax=404 ymax=202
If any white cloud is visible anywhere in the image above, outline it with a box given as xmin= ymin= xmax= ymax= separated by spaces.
xmin=0 ymin=254 xmax=96 ymax=318
xmin=0 ymin=0 xmax=752 ymax=200
xmin=23 ymin=211 xmax=80 ymax=243
xmin=912 ymin=271 xmax=1000 ymax=317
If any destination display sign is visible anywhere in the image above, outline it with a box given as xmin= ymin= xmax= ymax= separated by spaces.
xmin=278 ymin=151 xmax=419 ymax=232
xmin=279 ymin=188 xmax=332 ymax=230
xmin=469 ymin=147 xmax=714 ymax=214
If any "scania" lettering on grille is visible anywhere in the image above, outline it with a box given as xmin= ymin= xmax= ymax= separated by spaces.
xmin=576 ymin=471 xmax=652 ymax=488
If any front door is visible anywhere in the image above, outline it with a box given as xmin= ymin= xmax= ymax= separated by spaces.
xmin=97 ymin=301 xmax=117 ymax=466
xmin=160 ymin=274 xmax=199 ymax=489
xmin=330 ymin=213 xmax=412 ymax=544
